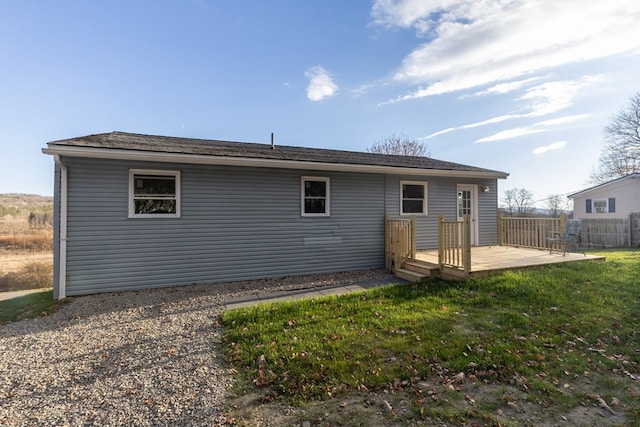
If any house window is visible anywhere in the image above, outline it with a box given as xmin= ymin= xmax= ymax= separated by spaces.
xmin=586 ymin=198 xmax=615 ymax=214
xmin=401 ymin=181 xmax=427 ymax=215
xmin=593 ymin=199 xmax=608 ymax=213
xmin=301 ymin=177 xmax=330 ymax=216
xmin=129 ymin=169 xmax=180 ymax=218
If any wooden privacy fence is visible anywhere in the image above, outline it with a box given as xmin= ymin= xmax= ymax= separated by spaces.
xmin=581 ymin=213 xmax=640 ymax=248
xmin=438 ymin=214 xmax=471 ymax=276
xmin=499 ymin=214 xmax=566 ymax=250
xmin=385 ymin=215 xmax=416 ymax=271
xmin=500 ymin=213 xmax=640 ymax=249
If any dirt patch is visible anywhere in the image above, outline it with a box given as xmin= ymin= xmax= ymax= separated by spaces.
xmin=223 ymin=378 xmax=630 ymax=426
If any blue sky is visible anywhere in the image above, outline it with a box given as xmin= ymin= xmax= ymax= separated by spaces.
xmin=1 ymin=0 xmax=639 ymax=207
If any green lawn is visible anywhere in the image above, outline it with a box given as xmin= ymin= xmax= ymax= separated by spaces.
xmin=222 ymin=250 xmax=640 ymax=424
xmin=0 ymin=290 xmax=67 ymax=324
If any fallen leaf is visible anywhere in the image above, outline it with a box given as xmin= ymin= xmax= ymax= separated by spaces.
xmin=451 ymin=372 xmax=465 ymax=384
xmin=597 ymin=397 xmax=616 ymax=415
xmin=507 ymin=401 xmax=524 ymax=413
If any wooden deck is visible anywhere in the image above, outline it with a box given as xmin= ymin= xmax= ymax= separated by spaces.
xmin=412 ymin=246 xmax=605 ymax=279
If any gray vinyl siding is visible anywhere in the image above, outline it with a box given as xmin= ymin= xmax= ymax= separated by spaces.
xmin=477 ymin=181 xmax=499 ymax=246
xmin=62 ymin=157 xmax=385 ymax=296
xmin=384 ymin=175 xmax=499 ymax=248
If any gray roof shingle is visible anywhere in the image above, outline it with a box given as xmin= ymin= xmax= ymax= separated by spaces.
xmin=46 ymin=131 xmax=508 ymax=177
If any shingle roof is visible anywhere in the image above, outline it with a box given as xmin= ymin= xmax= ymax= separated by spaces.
xmin=45 ymin=131 xmax=508 ymax=178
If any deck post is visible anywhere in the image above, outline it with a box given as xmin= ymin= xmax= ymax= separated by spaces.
xmin=498 ymin=213 xmax=504 ymax=246
xmin=393 ymin=225 xmax=401 ymax=272
xmin=384 ymin=215 xmax=391 ymax=271
xmin=463 ymin=214 xmax=471 ymax=276
xmin=438 ymin=215 xmax=444 ymax=269
xmin=410 ymin=215 xmax=416 ymax=261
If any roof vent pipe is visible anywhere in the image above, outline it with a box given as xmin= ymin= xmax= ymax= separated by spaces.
xmin=271 ymin=132 xmax=275 ymax=149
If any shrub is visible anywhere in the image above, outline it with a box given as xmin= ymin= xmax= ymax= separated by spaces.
xmin=0 ymin=230 xmax=53 ymax=251
xmin=28 ymin=211 xmax=53 ymax=229
xmin=0 ymin=261 xmax=53 ymax=291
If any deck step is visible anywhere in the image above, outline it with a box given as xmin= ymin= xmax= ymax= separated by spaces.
xmin=403 ymin=260 xmax=440 ymax=277
xmin=394 ymin=267 xmax=427 ymax=283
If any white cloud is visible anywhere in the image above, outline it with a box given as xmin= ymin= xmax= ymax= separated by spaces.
xmin=534 ymin=114 xmax=592 ymax=127
xmin=475 ymin=114 xmax=590 ymax=143
xmin=532 ymin=141 xmax=567 ymax=154
xmin=476 ymin=127 xmax=544 ymax=143
xmin=518 ymin=77 xmax=602 ymax=117
xmin=372 ymin=0 xmax=640 ymax=100
xmin=370 ymin=0 xmax=457 ymax=30
xmin=421 ymin=113 xmax=519 ymax=139
xmin=422 ymin=76 xmax=597 ymax=139
xmin=305 ymin=66 xmax=338 ymax=101
xmin=465 ymin=76 xmax=545 ymax=98
xmin=420 ymin=127 xmax=456 ymax=140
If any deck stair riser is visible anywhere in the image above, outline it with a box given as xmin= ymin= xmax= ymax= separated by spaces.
xmin=402 ymin=260 xmax=439 ymax=277
xmin=394 ymin=260 xmax=440 ymax=282
xmin=394 ymin=267 xmax=426 ymax=283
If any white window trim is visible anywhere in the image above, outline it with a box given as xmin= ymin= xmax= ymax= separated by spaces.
xmin=301 ymin=176 xmax=330 ymax=217
xmin=593 ymin=198 xmax=608 ymax=213
xmin=129 ymin=169 xmax=181 ymax=218
xmin=400 ymin=180 xmax=428 ymax=216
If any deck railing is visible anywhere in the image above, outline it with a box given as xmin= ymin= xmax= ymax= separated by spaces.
xmin=385 ymin=215 xmax=416 ymax=271
xmin=499 ymin=213 xmax=566 ymax=250
xmin=438 ymin=214 xmax=471 ymax=276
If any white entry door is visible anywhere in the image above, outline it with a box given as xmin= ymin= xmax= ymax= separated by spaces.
xmin=457 ymin=184 xmax=479 ymax=246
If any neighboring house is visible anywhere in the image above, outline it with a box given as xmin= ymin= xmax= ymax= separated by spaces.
xmin=569 ymin=173 xmax=640 ymax=219
xmin=43 ymin=132 xmax=508 ymax=299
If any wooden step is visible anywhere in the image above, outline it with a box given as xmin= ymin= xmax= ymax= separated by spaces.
xmin=403 ymin=260 xmax=439 ymax=277
xmin=394 ymin=267 xmax=427 ymax=283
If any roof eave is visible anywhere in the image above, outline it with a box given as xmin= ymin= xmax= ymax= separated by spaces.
xmin=42 ymin=145 xmax=509 ymax=179
xmin=568 ymin=173 xmax=639 ymax=198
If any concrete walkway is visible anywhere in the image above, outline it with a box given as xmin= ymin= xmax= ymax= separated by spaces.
xmin=225 ymin=276 xmax=406 ymax=310
xmin=0 ymin=279 xmax=404 ymax=308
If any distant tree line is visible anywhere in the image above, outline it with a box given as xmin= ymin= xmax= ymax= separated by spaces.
xmin=500 ymin=188 xmax=571 ymax=218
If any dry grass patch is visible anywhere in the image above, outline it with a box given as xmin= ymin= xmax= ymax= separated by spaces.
xmin=0 ymin=230 xmax=53 ymax=252
xmin=0 ymin=260 xmax=53 ymax=291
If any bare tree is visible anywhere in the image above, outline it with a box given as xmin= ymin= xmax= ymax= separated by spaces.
xmin=501 ymin=188 xmax=534 ymax=217
xmin=367 ymin=132 xmax=430 ymax=157
xmin=589 ymin=92 xmax=640 ymax=184
xmin=545 ymin=194 xmax=570 ymax=218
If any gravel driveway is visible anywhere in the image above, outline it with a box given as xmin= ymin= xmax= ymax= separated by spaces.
xmin=0 ymin=270 xmax=396 ymax=426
